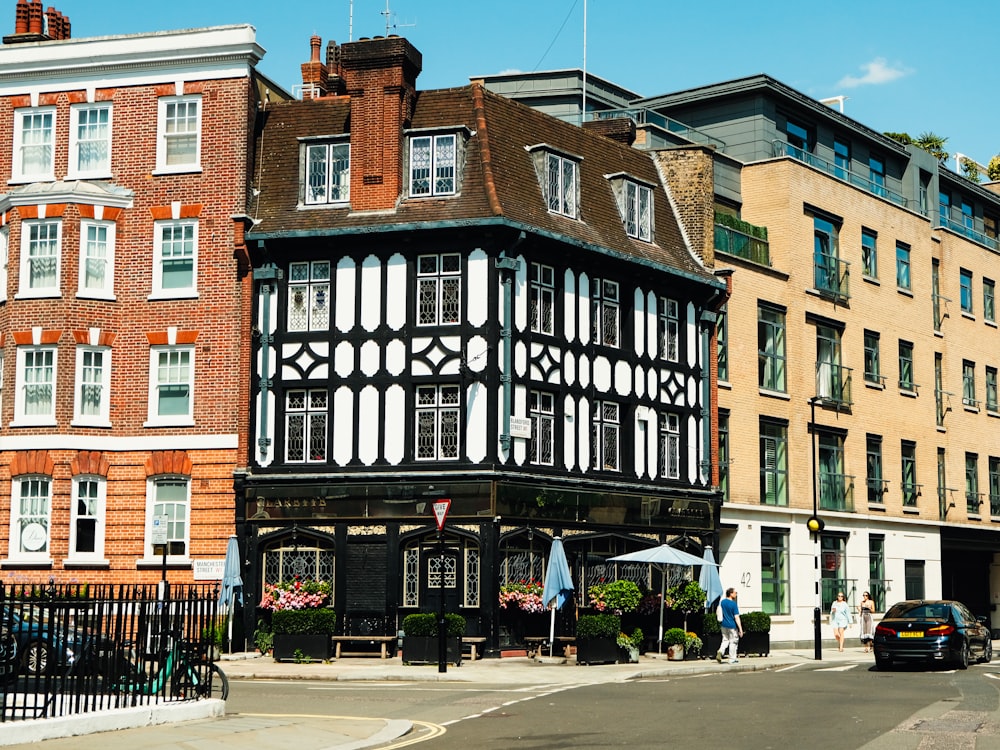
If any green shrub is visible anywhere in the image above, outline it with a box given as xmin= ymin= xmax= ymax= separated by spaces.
xmin=271 ymin=608 xmax=337 ymax=636
xmin=701 ymin=611 xmax=720 ymax=635
xmin=663 ymin=627 xmax=687 ymax=646
xmin=714 ymin=210 xmax=768 ymax=240
xmin=253 ymin=619 xmax=274 ymax=653
xmin=588 ymin=580 xmax=642 ymax=614
xmin=741 ymin=611 xmax=771 ymax=633
xmin=401 ymin=613 xmax=466 ymax=637
xmin=576 ymin=613 xmax=621 ymax=640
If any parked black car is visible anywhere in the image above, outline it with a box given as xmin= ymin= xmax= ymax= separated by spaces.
xmin=1 ymin=605 xmax=99 ymax=677
xmin=874 ymin=599 xmax=992 ymax=670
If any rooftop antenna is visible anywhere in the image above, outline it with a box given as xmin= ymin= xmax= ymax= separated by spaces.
xmin=581 ymin=0 xmax=587 ymax=126
xmin=381 ymin=0 xmax=415 ymax=37
xmin=349 ymin=0 xmax=353 ymax=41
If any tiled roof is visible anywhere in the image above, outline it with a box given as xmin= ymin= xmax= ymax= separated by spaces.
xmin=249 ymin=83 xmax=713 ymax=282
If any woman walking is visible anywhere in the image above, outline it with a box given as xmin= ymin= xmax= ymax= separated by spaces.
xmin=830 ymin=591 xmax=851 ymax=652
xmin=859 ymin=591 xmax=876 ymax=653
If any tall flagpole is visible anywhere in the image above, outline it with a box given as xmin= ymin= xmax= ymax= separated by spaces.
xmin=581 ymin=0 xmax=587 ymax=126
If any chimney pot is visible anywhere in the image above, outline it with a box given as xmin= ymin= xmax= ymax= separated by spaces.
xmin=15 ymin=0 xmax=29 ymax=34
xmin=310 ymin=34 xmax=321 ymax=63
xmin=28 ymin=0 xmax=43 ymax=34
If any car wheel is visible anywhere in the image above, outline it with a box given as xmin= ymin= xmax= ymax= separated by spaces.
xmin=981 ymin=639 xmax=993 ymax=664
xmin=957 ymin=641 xmax=970 ymax=670
xmin=24 ymin=640 xmax=51 ymax=676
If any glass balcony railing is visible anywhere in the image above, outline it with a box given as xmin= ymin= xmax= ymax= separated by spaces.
xmin=814 ymin=252 xmax=850 ymax=301
xmin=991 ymin=493 xmax=1000 ymax=518
xmin=819 ymin=472 xmax=855 ymax=512
xmin=815 ymin=362 xmax=853 ymax=407
xmin=867 ymin=477 xmax=889 ymax=504
xmin=714 ymin=224 xmax=771 ymax=266
xmin=593 ymin=108 xmax=726 ymax=149
xmin=774 ymin=141 xmax=908 ymax=207
xmin=939 ymin=208 xmax=1000 ymax=250
xmin=902 ymin=482 xmax=922 ymax=508
xmin=967 ymin=492 xmax=985 ymax=514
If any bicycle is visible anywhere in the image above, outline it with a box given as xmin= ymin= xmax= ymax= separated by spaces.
xmin=108 ymin=629 xmax=228 ymax=701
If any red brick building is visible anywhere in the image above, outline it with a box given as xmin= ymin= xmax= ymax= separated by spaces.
xmin=0 ymin=1 xmax=286 ymax=588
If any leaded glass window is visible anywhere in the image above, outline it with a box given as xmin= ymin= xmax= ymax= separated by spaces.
xmin=529 ymin=390 xmax=554 ymax=466
xmin=409 ymin=134 xmax=456 ymax=196
xmin=305 ymin=142 xmax=350 ymax=204
xmin=530 ymin=262 xmax=554 ymax=335
xmin=659 ymin=412 xmax=680 ymax=479
xmin=285 ymin=389 xmax=328 ymax=463
xmin=416 ymin=384 xmax=460 ymax=460
xmin=591 ymin=401 xmax=620 ymax=471
xmin=659 ymin=297 xmax=678 ymax=362
xmin=417 ymin=253 xmax=460 ymax=326
xmin=546 ymin=152 xmax=578 ymax=217
xmin=287 ymin=261 xmax=330 ymax=331
xmin=591 ymin=278 xmax=619 ymax=347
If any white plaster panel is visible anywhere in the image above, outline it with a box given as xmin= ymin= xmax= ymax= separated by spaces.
xmin=386 ymin=339 xmax=406 ymax=376
xmin=333 ymin=386 xmax=354 ymax=466
xmin=360 ymin=340 xmax=381 ymax=377
xmin=563 ymin=269 xmax=577 ymax=342
xmin=579 ymin=353 xmax=591 ymax=390
xmin=633 ymin=287 xmax=646 ymax=358
xmin=466 ymin=336 xmax=489 ymax=373
xmin=562 ymin=394 xmax=577 ymax=471
xmin=515 ymin=340 xmax=527 ymax=378
xmin=647 ymin=406 xmax=658 ymax=480
xmin=254 ymin=391 xmax=276 ymax=468
xmin=384 ymin=385 xmax=406 ymax=464
xmin=577 ymin=273 xmax=590 ymax=345
xmin=633 ymin=364 xmax=646 ymax=400
xmin=335 ymin=257 xmax=356 ymax=333
xmin=633 ymin=410 xmax=646 ymax=479
xmin=563 ymin=351 xmax=576 ymax=387
xmin=615 ymin=360 xmax=632 ymax=397
xmin=593 ymin=356 xmax=611 ymax=393
xmin=513 ymin=252 xmax=527 ymax=332
xmin=386 ymin=253 xmax=407 ymax=331
xmin=468 ymin=248 xmax=489 ymax=328
xmin=512 ymin=384 xmax=527 ymax=466
xmin=466 ymin=381 xmax=487 ymax=464
xmin=358 ymin=386 xmax=379 ymax=465
xmin=647 ymin=368 xmax=657 ymax=399
xmin=309 ymin=342 xmax=329 ymax=359
xmin=334 ymin=341 xmax=355 ymax=378
xmin=578 ymin=396 xmax=590 ymax=472
xmin=686 ymin=301 xmax=697 ymax=366
xmin=646 ymin=290 xmax=658 ymax=358
xmin=496 ymin=387 xmax=509 ymax=463
xmin=687 ymin=373 xmax=697 ymax=407
xmin=360 ymin=255 xmax=382 ymax=333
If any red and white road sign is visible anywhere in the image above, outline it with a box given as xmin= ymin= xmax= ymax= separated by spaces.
xmin=432 ymin=499 xmax=451 ymax=531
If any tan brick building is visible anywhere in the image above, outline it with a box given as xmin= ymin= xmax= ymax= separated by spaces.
xmin=0 ymin=2 xmax=286 ymax=588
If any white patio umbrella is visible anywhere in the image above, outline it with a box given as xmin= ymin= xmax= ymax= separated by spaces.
xmin=541 ymin=537 xmax=574 ymax=658
xmin=608 ymin=544 xmax=718 ymax=654
xmin=699 ymin=546 xmax=724 ymax=613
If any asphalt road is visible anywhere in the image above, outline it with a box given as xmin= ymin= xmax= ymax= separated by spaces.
xmin=225 ymin=661 xmax=1000 ymax=749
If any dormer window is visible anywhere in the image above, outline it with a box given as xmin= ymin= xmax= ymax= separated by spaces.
xmin=609 ymin=175 xmax=653 ymax=241
xmin=545 ymin=152 xmax=578 ymax=217
xmin=304 ymin=141 xmax=350 ymax=205
xmin=409 ymin=134 xmax=456 ymax=197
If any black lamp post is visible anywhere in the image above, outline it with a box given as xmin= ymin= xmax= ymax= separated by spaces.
xmin=808 ymin=397 xmax=825 ymax=661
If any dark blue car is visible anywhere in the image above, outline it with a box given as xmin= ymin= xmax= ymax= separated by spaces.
xmin=874 ymin=599 xmax=992 ymax=670
xmin=0 ymin=605 xmax=94 ymax=677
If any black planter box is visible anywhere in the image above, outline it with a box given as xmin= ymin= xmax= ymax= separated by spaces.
xmin=273 ymin=634 xmax=330 ymax=662
xmin=702 ymin=633 xmax=722 ymax=658
xmin=738 ymin=631 xmax=770 ymax=657
xmin=576 ymin=637 xmax=620 ymax=665
xmin=401 ymin=636 xmax=462 ymax=666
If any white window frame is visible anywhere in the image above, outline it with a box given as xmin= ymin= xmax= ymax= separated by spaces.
xmin=415 ymin=384 xmax=460 ymax=461
xmin=284 ymin=388 xmax=329 ymax=463
xmin=68 ymin=103 xmax=112 ymax=179
xmin=546 ymin=152 xmax=578 ymax=218
xmin=416 ymin=253 xmax=461 ymax=326
xmin=151 ymin=219 xmax=197 ymax=298
xmin=78 ymin=219 xmax=115 ymax=299
xmin=155 ymin=95 xmax=201 ymax=173
xmin=146 ymin=346 xmax=194 ymax=426
xmin=143 ymin=476 xmax=191 ymax=563
xmin=591 ymin=400 xmax=621 ymax=472
xmin=69 ymin=475 xmax=107 ymax=562
xmin=529 ymin=262 xmax=554 ymax=335
xmin=17 ymin=219 xmax=61 ymax=298
xmin=529 ymin=390 xmax=555 ymax=466
xmin=304 ymin=142 xmax=350 ymax=205
xmin=591 ymin=278 xmax=620 ymax=347
xmin=659 ymin=412 xmax=680 ymax=479
xmin=73 ymin=345 xmax=111 ymax=426
xmin=0 ymin=227 xmax=8 ymax=303
xmin=622 ymin=180 xmax=653 ymax=241
xmin=659 ymin=297 xmax=679 ymax=362
xmin=408 ymin=134 xmax=457 ymax=197
xmin=12 ymin=107 xmax=55 ymax=182
xmin=8 ymin=475 xmax=52 ymax=562
xmin=13 ymin=345 xmax=57 ymax=426
xmin=286 ymin=260 xmax=331 ymax=332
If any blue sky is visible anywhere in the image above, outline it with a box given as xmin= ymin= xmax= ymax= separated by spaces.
xmin=43 ymin=0 xmax=1000 ymax=168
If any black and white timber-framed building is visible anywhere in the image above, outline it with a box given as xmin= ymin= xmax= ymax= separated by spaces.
xmin=239 ymin=35 xmax=726 ymax=652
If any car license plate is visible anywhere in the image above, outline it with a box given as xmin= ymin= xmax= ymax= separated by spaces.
xmin=898 ymin=631 xmax=924 ymax=638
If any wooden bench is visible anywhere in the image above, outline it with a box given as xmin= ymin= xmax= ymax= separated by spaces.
xmin=523 ymin=636 xmax=575 ymax=658
xmin=331 ymin=635 xmax=396 ymax=659
xmin=462 ymin=636 xmax=487 ymax=660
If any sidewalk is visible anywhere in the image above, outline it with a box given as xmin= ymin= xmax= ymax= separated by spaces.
xmin=5 ymin=646 xmax=869 ymax=749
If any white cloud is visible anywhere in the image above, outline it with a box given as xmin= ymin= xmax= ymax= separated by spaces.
xmin=836 ymin=58 xmax=912 ymax=89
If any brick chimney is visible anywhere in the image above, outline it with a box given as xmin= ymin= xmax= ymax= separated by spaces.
xmin=300 ymin=35 xmax=329 ymax=99
xmin=339 ymin=36 xmax=422 ymax=212
xmin=4 ymin=0 xmax=70 ymax=44
xmin=583 ymin=116 xmax=636 ymax=146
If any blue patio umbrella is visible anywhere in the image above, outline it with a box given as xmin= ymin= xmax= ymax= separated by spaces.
xmin=542 ymin=537 xmax=574 ymax=657
xmin=699 ymin=546 xmax=724 ymax=614
xmin=217 ymin=536 xmax=243 ymax=652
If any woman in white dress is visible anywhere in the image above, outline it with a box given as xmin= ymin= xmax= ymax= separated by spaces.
xmin=858 ymin=591 xmax=876 ymax=653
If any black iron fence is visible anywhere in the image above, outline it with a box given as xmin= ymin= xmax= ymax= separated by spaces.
xmin=0 ymin=582 xmax=221 ymax=722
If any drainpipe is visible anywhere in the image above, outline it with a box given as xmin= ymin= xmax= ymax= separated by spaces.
xmin=496 ymin=232 xmax=525 ymax=453
xmin=255 ymin=262 xmax=283 ymax=462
